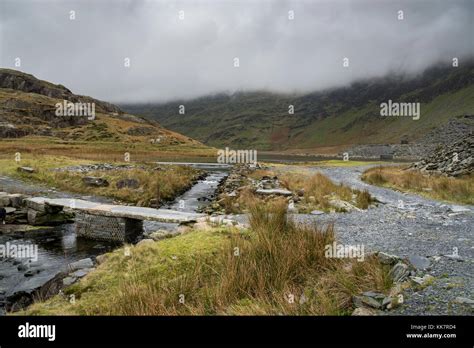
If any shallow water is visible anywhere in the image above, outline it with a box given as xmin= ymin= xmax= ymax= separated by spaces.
xmin=0 ymin=224 xmax=117 ymax=312
xmin=0 ymin=166 xmax=228 ymax=312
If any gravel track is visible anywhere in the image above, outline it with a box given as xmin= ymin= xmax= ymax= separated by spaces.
xmin=291 ymin=165 xmax=473 ymax=315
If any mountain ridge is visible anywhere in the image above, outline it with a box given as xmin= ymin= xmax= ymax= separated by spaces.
xmin=122 ymin=60 xmax=474 ymax=151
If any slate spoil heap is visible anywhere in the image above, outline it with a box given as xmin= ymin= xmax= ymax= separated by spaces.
xmin=411 ymin=134 xmax=473 ymax=177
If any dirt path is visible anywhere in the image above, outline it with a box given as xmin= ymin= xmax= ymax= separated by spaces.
xmin=291 ymin=165 xmax=473 ymax=315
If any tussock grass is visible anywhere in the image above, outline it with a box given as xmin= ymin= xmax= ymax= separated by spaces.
xmin=281 ymin=172 xmax=375 ymax=211
xmin=362 ymin=166 xmax=474 ymax=204
xmin=21 ymin=202 xmax=391 ymax=316
xmin=0 ymin=155 xmax=200 ymax=206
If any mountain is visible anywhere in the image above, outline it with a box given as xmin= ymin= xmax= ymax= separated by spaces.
xmin=0 ymin=68 xmax=201 ymax=147
xmin=122 ymin=60 xmax=474 ymax=151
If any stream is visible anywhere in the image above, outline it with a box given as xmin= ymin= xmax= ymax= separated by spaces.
xmin=0 ymin=165 xmax=228 ymax=313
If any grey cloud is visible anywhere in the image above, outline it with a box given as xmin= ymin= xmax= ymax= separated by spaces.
xmin=0 ymin=0 xmax=472 ymax=103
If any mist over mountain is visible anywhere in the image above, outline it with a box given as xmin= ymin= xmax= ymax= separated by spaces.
xmin=1 ymin=0 xmax=473 ymax=103
xmin=122 ymin=60 xmax=474 ymax=150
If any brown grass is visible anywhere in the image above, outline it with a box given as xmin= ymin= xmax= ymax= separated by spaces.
xmin=362 ymin=166 xmax=474 ymax=204
xmin=23 ymin=201 xmax=392 ymax=315
xmin=281 ymin=172 xmax=374 ymax=211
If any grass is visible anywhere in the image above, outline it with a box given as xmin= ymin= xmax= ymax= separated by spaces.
xmin=0 ymin=135 xmax=214 ymax=163
xmin=280 ymin=172 xmax=375 ymax=212
xmin=20 ymin=201 xmax=392 ymax=315
xmin=218 ymin=168 xmax=375 ymax=214
xmin=0 ymin=154 xmax=201 ymax=206
xmin=362 ymin=166 xmax=474 ymax=205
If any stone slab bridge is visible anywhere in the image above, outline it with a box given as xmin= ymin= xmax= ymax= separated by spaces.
xmin=26 ymin=197 xmax=204 ymax=243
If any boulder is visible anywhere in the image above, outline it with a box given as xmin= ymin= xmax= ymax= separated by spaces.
xmin=376 ymin=251 xmax=401 ymax=266
xmin=68 ymin=258 xmax=94 ymax=272
xmin=329 ymin=198 xmax=361 ymax=212
xmin=407 ymin=255 xmax=431 ymax=270
xmin=389 ymin=262 xmax=411 ymax=282
xmin=17 ymin=166 xmax=35 ymax=174
xmin=82 ymin=176 xmax=109 ymax=187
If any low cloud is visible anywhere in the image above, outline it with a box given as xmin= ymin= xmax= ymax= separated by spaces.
xmin=1 ymin=0 xmax=472 ymax=103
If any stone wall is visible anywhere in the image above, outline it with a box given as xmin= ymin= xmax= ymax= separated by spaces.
xmin=75 ymin=212 xmax=143 ymax=243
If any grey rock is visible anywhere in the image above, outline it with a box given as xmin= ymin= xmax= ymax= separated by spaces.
xmin=82 ymin=176 xmax=109 ymax=187
xmin=62 ymin=276 xmax=77 ymax=286
xmin=255 ymin=188 xmax=293 ymax=196
xmin=70 ymin=268 xmax=92 ymax=278
xmin=137 ymin=238 xmax=154 ymax=246
xmin=376 ymin=252 xmax=401 ymax=265
xmin=352 ymin=295 xmax=382 ymax=309
xmin=408 ymin=255 xmax=431 ymax=270
xmin=310 ymin=210 xmax=325 ymax=215
xmin=68 ymin=258 xmax=94 ymax=271
xmin=389 ymin=262 xmax=411 ymax=282
xmin=17 ymin=167 xmax=35 ymax=174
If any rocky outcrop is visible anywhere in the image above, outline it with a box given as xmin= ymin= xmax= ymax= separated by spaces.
xmin=0 ymin=68 xmax=122 ymax=114
xmin=410 ymin=135 xmax=473 ymax=176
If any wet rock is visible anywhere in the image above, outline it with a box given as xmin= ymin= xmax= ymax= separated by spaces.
xmin=82 ymin=176 xmax=109 ymax=187
xmin=24 ymin=269 xmax=40 ymax=277
xmin=17 ymin=264 xmax=28 ymax=272
xmin=68 ymin=258 xmax=93 ymax=271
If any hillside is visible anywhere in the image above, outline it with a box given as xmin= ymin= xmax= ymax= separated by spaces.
xmin=122 ymin=60 xmax=474 ymax=151
xmin=0 ymin=69 xmax=203 ymax=148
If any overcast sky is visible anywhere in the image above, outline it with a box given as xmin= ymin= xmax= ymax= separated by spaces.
xmin=0 ymin=0 xmax=472 ymax=103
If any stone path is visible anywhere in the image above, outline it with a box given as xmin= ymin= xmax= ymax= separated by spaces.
xmin=291 ymin=165 xmax=473 ymax=315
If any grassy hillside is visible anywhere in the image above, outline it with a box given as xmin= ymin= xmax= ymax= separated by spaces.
xmin=123 ymin=61 xmax=474 ymax=151
xmin=0 ymin=69 xmax=214 ymax=160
